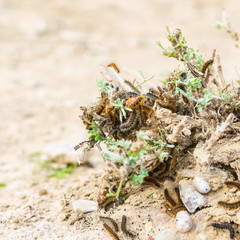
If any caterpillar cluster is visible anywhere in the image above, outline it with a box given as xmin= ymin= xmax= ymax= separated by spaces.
xmin=100 ymin=215 xmax=134 ymax=240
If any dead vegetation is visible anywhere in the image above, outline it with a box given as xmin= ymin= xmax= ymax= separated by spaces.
xmin=74 ymin=27 xmax=240 ymax=239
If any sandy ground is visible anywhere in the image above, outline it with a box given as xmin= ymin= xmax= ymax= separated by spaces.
xmin=1 ymin=0 xmax=240 ymax=239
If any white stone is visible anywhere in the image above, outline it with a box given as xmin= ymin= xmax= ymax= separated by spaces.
xmin=179 ymin=180 xmax=207 ymax=213
xmin=176 ymin=211 xmax=192 ymax=233
xmin=193 ymin=177 xmax=211 ymax=194
xmin=155 ymin=229 xmax=177 ymax=240
xmin=42 ymin=143 xmax=79 ymax=164
xmin=72 ymin=199 xmax=98 ymax=213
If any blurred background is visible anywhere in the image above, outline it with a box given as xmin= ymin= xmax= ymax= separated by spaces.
xmin=0 ymin=0 xmax=240 ymax=238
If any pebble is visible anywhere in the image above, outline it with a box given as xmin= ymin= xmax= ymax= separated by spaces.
xmin=72 ymin=199 xmax=98 ymax=213
xmin=147 ymin=237 xmax=154 ymax=240
xmin=179 ymin=180 xmax=207 ymax=213
xmin=39 ymin=189 xmax=48 ymax=196
xmin=193 ymin=177 xmax=211 ymax=194
xmin=42 ymin=143 xmax=79 ymax=164
xmin=155 ymin=229 xmax=177 ymax=240
xmin=154 ymin=211 xmax=171 ymax=228
xmin=145 ymin=222 xmax=153 ymax=232
xmin=176 ymin=211 xmax=192 ymax=233
xmin=68 ymin=209 xmax=83 ymax=225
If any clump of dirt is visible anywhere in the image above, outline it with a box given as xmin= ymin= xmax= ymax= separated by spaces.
xmin=74 ymin=28 xmax=240 ymax=239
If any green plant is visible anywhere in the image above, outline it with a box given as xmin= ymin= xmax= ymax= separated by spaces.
xmin=136 ymin=70 xmax=155 ymax=87
xmin=157 ymin=26 xmax=204 ymax=70
xmin=49 ymin=163 xmax=78 ymax=178
xmin=39 ymin=160 xmax=78 ymax=178
xmin=88 ymin=120 xmax=110 ymax=143
xmin=103 ymin=131 xmax=173 ymax=187
xmin=106 ymin=177 xmax=124 ymax=200
xmin=112 ymin=98 xmax=132 ymax=123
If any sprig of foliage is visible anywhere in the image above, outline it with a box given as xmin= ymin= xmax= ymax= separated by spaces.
xmin=218 ymin=89 xmax=236 ymax=103
xmin=38 ymin=160 xmax=78 ymax=178
xmin=49 ymin=163 xmax=78 ymax=178
xmin=131 ymin=164 xmax=148 ymax=186
xmin=96 ymin=78 xmax=113 ymax=94
xmin=112 ymin=98 xmax=132 ymax=123
xmin=103 ymin=131 xmax=172 ymax=186
xmin=157 ymin=26 xmax=204 ymax=70
xmin=0 ymin=183 xmax=6 ymax=187
xmin=215 ymin=9 xmax=239 ymax=42
xmin=88 ymin=120 xmax=110 ymax=143
xmin=96 ymin=78 xmax=108 ymax=92
xmin=136 ymin=70 xmax=155 ymax=87
xmin=106 ymin=177 xmax=124 ymax=200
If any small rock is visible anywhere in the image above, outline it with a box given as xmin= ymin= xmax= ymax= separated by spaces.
xmin=68 ymin=209 xmax=83 ymax=225
xmin=147 ymin=237 xmax=154 ymax=240
xmin=72 ymin=199 xmax=98 ymax=213
xmin=193 ymin=177 xmax=211 ymax=194
xmin=39 ymin=189 xmax=47 ymax=196
xmin=155 ymin=229 xmax=177 ymax=240
xmin=176 ymin=211 xmax=192 ymax=233
xmin=42 ymin=143 xmax=79 ymax=164
xmin=30 ymin=217 xmax=38 ymax=222
xmin=12 ymin=218 xmax=19 ymax=223
xmin=154 ymin=211 xmax=171 ymax=228
xmin=145 ymin=222 xmax=153 ymax=232
xmin=179 ymin=180 xmax=207 ymax=213
xmin=74 ymin=220 xmax=81 ymax=229
xmin=198 ymin=233 xmax=207 ymax=240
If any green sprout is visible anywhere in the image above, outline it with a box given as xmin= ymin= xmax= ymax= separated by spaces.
xmin=103 ymin=151 xmax=124 ymax=164
xmin=136 ymin=70 xmax=155 ymax=87
xmin=96 ymin=78 xmax=113 ymax=95
xmin=96 ymin=78 xmax=107 ymax=92
xmin=0 ymin=183 xmax=6 ymax=187
xmin=88 ymin=120 xmax=109 ymax=143
xmin=147 ymin=193 xmax=154 ymax=198
xmin=112 ymin=98 xmax=132 ymax=123
xmin=106 ymin=177 xmax=124 ymax=200
xmin=38 ymin=160 xmax=78 ymax=178
xmin=215 ymin=10 xmax=239 ymax=42
xmin=157 ymin=26 xmax=204 ymax=70
xmin=131 ymin=164 xmax=148 ymax=186
xmin=218 ymin=89 xmax=236 ymax=103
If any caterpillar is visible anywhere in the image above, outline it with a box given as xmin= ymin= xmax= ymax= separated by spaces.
xmin=119 ymin=111 xmax=138 ymax=133
xmin=148 ymin=161 xmax=165 ymax=177
xmin=107 ymin=62 xmax=120 ymax=73
xmin=218 ymin=200 xmax=240 ymax=210
xmin=121 ymin=215 xmax=134 ymax=238
xmin=212 ymin=222 xmax=235 ymax=239
xmin=99 ymin=216 xmax=119 ymax=232
xmin=201 ymin=59 xmax=214 ymax=75
xmin=143 ymin=176 xmax=161 ymax=188
xmin=218 ymin=181 xmax=240 ymax=210
xmin=224 ymin=181 xmax=240 ymax=190
xmin=98 ymin=196 xmax=118 ymax=211
xmin=155 ymin=99 xmax=176 ymax=112
xmin=165 ymin=203 xmax=186 ymax=216
xmin=164 ymin=189 xmax=177 ymax=207
xmin=103 ymin=223 xmax=120 ymax=240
